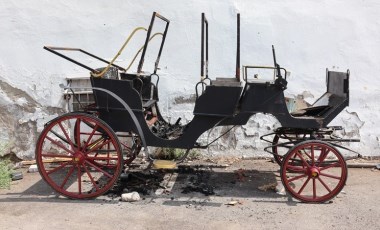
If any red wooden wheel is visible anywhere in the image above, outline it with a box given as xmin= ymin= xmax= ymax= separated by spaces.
xmin=280 ymin=140 xmax=347 ymax=203
xmin=35 ymin=113 xmax=122 ymax=199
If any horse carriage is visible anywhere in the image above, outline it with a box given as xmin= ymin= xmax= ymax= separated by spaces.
xmin=37 ymin=12 xmax=360 ymax=203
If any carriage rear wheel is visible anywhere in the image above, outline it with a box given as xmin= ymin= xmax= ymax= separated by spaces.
xmin=280 ymin=140 xmax=347 ymax=203
xmin=35 ymin=113 xmax=123 ymax=199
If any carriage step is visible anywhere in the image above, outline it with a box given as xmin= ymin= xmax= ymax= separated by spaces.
xmin=152 ymin=160 xmax=177 ymax=169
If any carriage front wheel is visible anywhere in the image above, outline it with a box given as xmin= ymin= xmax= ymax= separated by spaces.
xmin=280 ymin=140 xmax=347 ymax=203
xmin=35 ymin=112 xmax=123 ymax=199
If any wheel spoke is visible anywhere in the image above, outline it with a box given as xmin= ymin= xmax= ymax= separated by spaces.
xmin=83 ymin=164 xmax=99 ymax=192
xmin=297 ymin=177 xmax=311 ymax=194
xmin=77 ymin=165 xmax=82 ymax=195
xmin=60 ymin=165 xmax=75 ymax=188
xmin=41 ymin=153 xmax=74 ymax=159
xmin=86 ymin=156 xmax=119 ymax=161
xmin=85 ymin=137 xmax=105 ymax=152
xmin=85 ymin=139 xmax=112 ymax=155
xmin=75 ymin=118 xmax=82 ymax=149
xmin=295 ymin=151 xmax=310 ymax=168
xmin=107 ymin=142 xmax=111 ymax=165
xmin=46 ymin=161 xmax=72 ymax=175
xmin=87 ymin=158 xmax=118 ymax=169
xmin=317 ymin=149 xmax=330 ymax=166
xmin=120 ymin=142 xmax=132 ymax=150
xmin=300 ymin=149 xmax=312 ymax=161
xmin=46 ymin=135 xmax=75 ymax=155
xmin=317 ymin=177 xmax=332 ymax=193
xmin=286 ymin=165 xmax=306 ymax=173
xmin=84 ymin=160 xmax=113 ymax=178
xmin=320 ymin=162 xmax=341 ymax=171
xmin=313 ymin=178 xmax=316 ymax=199
xmin=83 ymin=124 xmax=99 ymax=150
xmin=319 ymin=172 xmax=342 ymax=180
xmin=311 ymin=144 xmax=315 ymax=165
xmin=287 ymin=173 xmax=308 ymax=183
xmin=58 ymin=122 xmax=76 ymax=150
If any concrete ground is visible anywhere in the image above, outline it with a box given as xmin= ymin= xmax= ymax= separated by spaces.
xmin=0 ymin=159 xmax=379 ymax=230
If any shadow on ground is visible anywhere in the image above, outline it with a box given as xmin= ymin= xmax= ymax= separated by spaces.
xmin=1 ymin=162 xmax=289 ymax=204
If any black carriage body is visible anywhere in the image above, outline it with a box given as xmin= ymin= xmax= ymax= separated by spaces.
xmin=90 ymin=67 xmax=349 ymax=149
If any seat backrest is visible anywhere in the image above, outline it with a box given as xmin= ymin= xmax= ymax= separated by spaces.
xmin=327 ymin=70 xmax=349 ymax=98
xmin=305 ymin=69 xmax=350 ymax=119
xmin=313 ymin=70 xmax=349 ymax=107
xmin=90 ymin=77 xmax=143 ymax=110
xmin=120 ymin=73 xmax=158 ymax=101
xmin=193 ymin=85 xmax=243 ymax=116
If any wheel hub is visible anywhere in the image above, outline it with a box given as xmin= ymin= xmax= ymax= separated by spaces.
xmin=309 ymin=167 xmax=320 ymax=178
xmin=73 ymin=151 xmax=85 ymax=164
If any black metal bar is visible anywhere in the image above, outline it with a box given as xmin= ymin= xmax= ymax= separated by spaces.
xmin=154 ymin=15 xmax=170 ymax=74
xmin=44 ymin=46 xmax=126 ymax=72
xmin=346 ymin=69 xmax=350 ymax=106
xmin=79 ymin=49 xmax=126 ymax=72
xmin=206 ymin=125 xmax=236 ymax=147
xmin=195 ymin=81 xmax=207 ymax=98
xmin=138 ymin=12 xmax=156 ymax=73
xmin=155 ymin=12 xmax=170 ymax=23
xmin=272 ymin=45 xmax=282 ymax=79
xmin=206 ymin=16 xmax=209 ymax=79
xmin=201 ymin=13 xmax=205 ymax=78
xmin=45 ymin=46 xmax=81 ymax=51
xmin=44 ymin=46 xmax=99 ymax=73
xmin=200 ymin=13 xmax=209 ymax=79
xmin=236 ymin=13 xmax=240 ymax=81
xmin=70 ymin=88 xmax=84 ymax=110
xmin=243 ymin=65 xmax=288 ymax=81
xmin=139 ymin=12 xmax=170 ymax=74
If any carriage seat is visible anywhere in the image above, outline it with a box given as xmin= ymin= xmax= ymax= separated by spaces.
xmin=291 ymin=70 xmax=349 ymax=118
xmin=119 ymin=73 xmax=158 ymax=109
xmin=193 ymin=84 xmax=243 ymax=117
xmin=211 ymin=77 xmax=242 ymax=87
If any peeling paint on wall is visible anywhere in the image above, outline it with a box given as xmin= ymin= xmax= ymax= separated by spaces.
xmin=0 ymin=79 xmax=64 ymax=159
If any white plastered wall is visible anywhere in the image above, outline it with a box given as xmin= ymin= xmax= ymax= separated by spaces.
xmin=0 ymin=0 xmax=379 ymax=159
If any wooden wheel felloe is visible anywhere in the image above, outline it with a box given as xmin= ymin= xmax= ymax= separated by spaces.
xmin=35 ymin=113 xmax=123 ymax=199
xmin=280 ymin=140 xmax=347 ymax=203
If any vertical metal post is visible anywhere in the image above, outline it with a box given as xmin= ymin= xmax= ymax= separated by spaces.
xmin=201 ymin=13 xmax=205 ymax=79
xmin=236 ymin=13 xmax=241 ymax=81
xmin=138 ymin=12 xmax=156 ymax=74
xmin=206 ymin=17 xmax=209 ymax=79
xmin=154 ymin=13 xmax=170 ymax=74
